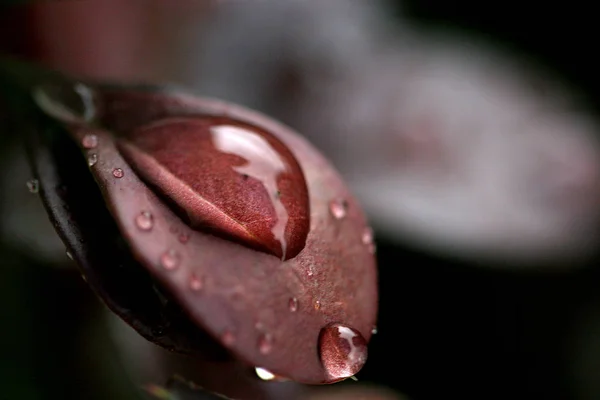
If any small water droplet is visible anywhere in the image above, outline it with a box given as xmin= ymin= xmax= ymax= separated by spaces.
xmin=314 ymin=300 xmax=321 ymax=310
xmin=87 ymin=153 xmax=98 ymax=167
xmin=112 ymin=168 xmax=124 ymax=178
xmin=33 ymin=81 xmax=96 ymax=123
xmin=255 ymin=367 xmax=276 ymax=381
xmin=361 ymin=227 xmax=373 ymax=245
xmin=189 ymin=273 xmax=203 ymax=291
xmin=371 ymin=326 xmax=378 ymax=335
xmin=81 ymin=134 xmax=98 ymax=149
xmin=160 ymin=249 xmax=180 ymax=270
xmin=288 ymin=297 xmax=299 ymax=312
xmin=66 ymin=251 xmax=73 ymax=260
xmin=135 ymin=211 xmax=154 ymax=231
xmin=258 ymin=333 xmax=273 ymax=355
xmin=221 ymin=330 xmax=236 ymax=346
xmin=26 ymin=179 xmax=39 ymax=193
xmin=329 ymin=199 xmax=348 ymax=219
xmin=178 ymin=233 xmax=190 ymax=243
xmin=319 ymin=323 xmax=368 ymax=382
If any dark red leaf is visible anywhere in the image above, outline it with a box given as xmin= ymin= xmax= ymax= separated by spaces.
xmin=31 ymin=81 xmax=378 ymax=384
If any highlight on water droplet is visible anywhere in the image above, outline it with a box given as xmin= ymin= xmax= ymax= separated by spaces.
xmin=26 ymin=179 xmax=39 ymax=194
xmin=255 ymin=367 xmax=276 ymax=381
xmin=81 ymin=134 xmax=98 ymax=149
xmin=258 ymin=333 xmax=273 ymax=355
xmin=318 ymin=323 xmax=368 ymax=382
xmin=32 ymin=81 xmax=96 ymax=123
xmin=87 ymin=153 xmax=98 ymax=167
xmin=288 ymin=297 xmax=299 ymax=312
xmin=160 ymin=249 xmax=180 ymax=271
xmin=189 ymin=273 xmax=203 ymax=291
xmin=329 ymin=199 xmax=348 ymax=219
xmin=135 ymin=211 xmax=154 ymax=231
xmin=314 ymin=300 xmax=321 ymax=310
xmin=112 ymin=168 xmax=124 ymax=178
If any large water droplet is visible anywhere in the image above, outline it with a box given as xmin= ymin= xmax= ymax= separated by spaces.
xmin=135 ymin=211 xmax=154 ymax=231
xmin=33 ymin=81 xmax=96 ymax=124
xmin=117 ymin=117 xmax=310 ymax=260
xmin=258 ymin=333 xmax=273 ymax=355
xmin=319 ymin=323 xmax=368 ymax=382
xmin=26 ymin=179 xmax=39 ymax=193
xmin=160 ymin=249 xmax=180 ymax=270
xmin=329 ymin=199 xmax=348 ymax=219
xmin=81 ymin=134 xmax=98 ymax=149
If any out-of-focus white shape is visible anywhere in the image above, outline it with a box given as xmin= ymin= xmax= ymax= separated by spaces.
xmin=172 ymin=0 xmax=600 ymax=268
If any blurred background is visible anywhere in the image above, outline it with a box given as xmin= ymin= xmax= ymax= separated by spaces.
xmin=2 ymin=0 xmax=600 ymax=399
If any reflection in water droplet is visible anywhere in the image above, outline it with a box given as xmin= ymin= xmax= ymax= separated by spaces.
xmin=314 ymin=300 xmax=321 ymax=310
xmin=288 ymin=297 xmax=299 ymax=312
xmin=33 ymin=81 xmax=96 ymax=123
xmin=160 ymin=249 xmax=180 ymax=270
xmin=26 ymin=179 xmax=39 ymax=193
xmin=112 ymin=168 xmax=124 ymax=178
xmin=135 ymin=211 xmax=154 ymax=231
xmin=118 ymin=117 xmax=309 ymax=260
xmin=258 ymin=333 xmax=273 ymax=355
xmin=211 ymin=125 xmax=289 ymax=259
xmin=189 ymin=273 xmax=203 ymax=291
xmin=255 ymin=367 xmax=276 ymax=381
xmin=319 ymin=323 xmax=368 ymax=382
xmin=82 ymin=134 xmax=98 ymax=149
xmin=222 ymin=330 xmax=235 ymax=346
xmin=329 ymin=199 xmax=348 ymax=219
xmin=87 ymin=153 xmax=98 ymax=167
xmin=178 ymin=233 xmax=190 ymax=244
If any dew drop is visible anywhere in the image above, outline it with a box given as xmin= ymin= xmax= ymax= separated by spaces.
xmin=160 ymin=249 xmax=180 ymax=271
xmin=81 ymin=134 xmax=98 ymax=149
xmin=26 ymin=179 xmax=39 ymax=193
xmin=117 ymin=117 xmax=310 ymax=260
xmin=135 ymin=211 xmax=154 ymax=231
xmin=87 ymin=153 xmax=98 ymax=167
xmin=221 ymin=329 xmax=236 ymax=346
xmin=362 ymin=227 xmax=374 ymax=245
xmin=178 ymin=233 xmax=190 ymax=244
xmin=112 ymin=168 xmax=124 ymax=178
xmin=189 ymin=273 xmax=203 ymax=291
xmin=255 ymin=367 xmax=276 ymax=381
xmin=33 ymin=81 xmax=96 ymax=123
xmin=288 ymin=297 xmax=299 ymax=312
xmin=319 ymin=323 xmax=368 ymax=382
xmin=329 ymin=199 xmax=348 ymax=219
xmin=258 ymin=333 xmax=273 ymax=355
